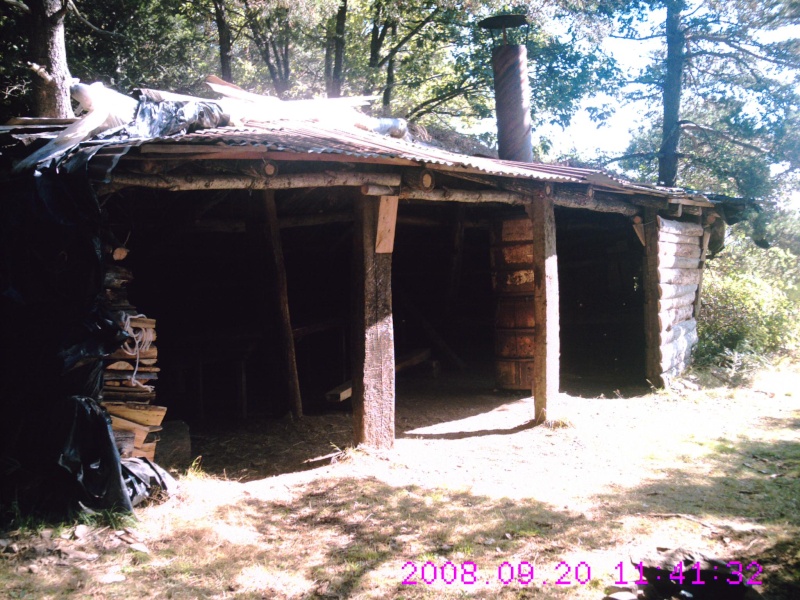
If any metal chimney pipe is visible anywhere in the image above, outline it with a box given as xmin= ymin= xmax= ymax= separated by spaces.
xmin=492 ymin=44 xmax=533 ymax=163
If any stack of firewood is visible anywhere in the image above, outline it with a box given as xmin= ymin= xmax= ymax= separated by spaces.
xmin=101 ymin=248 xmax=167 ymax=461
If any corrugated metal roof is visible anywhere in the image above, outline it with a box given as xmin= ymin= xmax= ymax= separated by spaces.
xmin=1 ymin=114 xmax=701 ymax=201
xmin=135 ymin=120 xmax=687 ymax=198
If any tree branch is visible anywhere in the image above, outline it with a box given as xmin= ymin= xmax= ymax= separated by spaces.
xmin=690 ymin=33 xmax=800 ymax=69
xmin=680 ymin=121 xmax=771 ymax=154
xmin=601 ymin=151 xmax=660 ymax=165
xmin=609 ymin=33 xmax=664 ymax=41
xmin=67 ymin=0 xmax=126 ymax=39
xmin=404 ymin=81 xmax=480 ymax=121
xmin=376 ymin=8 xmax=439 ymax=69
xmin=2 ymin=0 xmax=29 ymax=12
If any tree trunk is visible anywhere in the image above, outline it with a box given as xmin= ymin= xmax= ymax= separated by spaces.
xmin=27 ymin=0 xmax=73 ymax=118
xmin=381 ymin=24 xmax=396 ymax=114
xmin=212 ymin=0 xmax=234 ymax=83
xmin=658 ymin=0 xmax=686 ymax=187
xmin=325 ymin=0 xmax=347 ymax=98
xmin=243 ymin=0 xmax=291 ymax=97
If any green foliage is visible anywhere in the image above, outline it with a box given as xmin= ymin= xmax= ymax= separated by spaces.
xmin=67 ymin=0 xmax=217 ymax=95
xmin=606 ymin=0 xmax=800 ymax=198
xmin=696 ymin=222 xmax=800 ymax=364
xmin=0 ymin=12 xmax=34 ymax=119
xmin=1 ymin=0 xmax=622 ymax=133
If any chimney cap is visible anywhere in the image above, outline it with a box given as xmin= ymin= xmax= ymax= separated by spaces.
xmin=477 ymin=14 xmax=528 ymax=31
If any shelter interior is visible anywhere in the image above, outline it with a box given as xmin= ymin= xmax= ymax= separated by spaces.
xmin=105 ymin=182 xmax=648 ymax=425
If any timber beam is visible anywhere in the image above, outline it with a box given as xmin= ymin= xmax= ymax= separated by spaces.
xmin=107 ymin=168 xmax=646 ymax=217
xmin=351 ymin=195 xmax=397 ymax=449
xmin=104 ymin=171 xmax=402 ymax=193
xmin=361 ymin=183 xmax=642 ymax=216
xmin=526 ymin=196 xmax=559 ymax=424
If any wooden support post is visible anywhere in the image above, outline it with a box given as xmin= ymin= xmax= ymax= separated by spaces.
xmin=352 ymin=195 xmax=396 ymax=449
xmin=445 ymin=205 xmax=466 ymax=315
xmin=526 ymin=196 xmax=559 ymax=423
xmin=643 ymin=208 xmax=663 ymax=387
xmin=694 ymin=226 xmax=711 ymax=318
xmin=251 ymin=190 xmax=303 ymax=418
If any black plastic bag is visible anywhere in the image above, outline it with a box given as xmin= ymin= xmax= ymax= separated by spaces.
xmin=120 ymin=458 xmax=177 ymax=507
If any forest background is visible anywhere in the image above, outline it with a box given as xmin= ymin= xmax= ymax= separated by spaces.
xmin=1 ymin=0 xmax=799 ymax=369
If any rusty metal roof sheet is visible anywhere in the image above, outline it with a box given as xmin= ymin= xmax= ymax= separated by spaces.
xmin=135 ymin=120 xmax=688 ymax=198
xmin=2 ymin=114 xmax=700 ymax=201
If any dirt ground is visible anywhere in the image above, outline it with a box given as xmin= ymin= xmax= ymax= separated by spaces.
xmin=1 ymin=360 xmax=799 ymax=599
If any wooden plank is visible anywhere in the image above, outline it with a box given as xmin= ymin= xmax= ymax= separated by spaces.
xmin=326 ymin=381 xmax=353 ymax=402
xmin=102 ymin=402 xmax=167 ymax=426
xmin=375 ymin=196 xmax=399 ymax=253
xmin=102 ymin=389 xmax=156 ymax=402
xmin=104 ymin=362 xmax=159 ymax=373
xmin=106 ymin=361 xmax=134 ymax=371
xmin=258 ymin=190 xmax=303 ymax=419
xmin=109 ymin=415 xmax=162 ymax=447
xmin=643 ymin=209 xmax=663 ymax=386
xmin=657 ymin=216 xmax=704 ymax=237
xmin=695 ymin=229 xmax=711 ymax=318
xmin=131 ymin=443 xmax=157 ymax=461
xmin=129 ymin=317 xmax=156 ymax=329
xmin=632 ymin=216 xmax=645 ymax=246
xmin=395 ymin=348 xmax=432 ymax=371
xmin=108 ymin=346 xmax=157 ymax=360
xmin=351 ymin=195 xmax=395 ymax=448
xmin=527 ymin=196 xmax=559 ymax=423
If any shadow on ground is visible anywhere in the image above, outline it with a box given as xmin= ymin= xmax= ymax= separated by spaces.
xmin=588 ymin=418 xmax=800 ymax=600
xmin=141 ymin=477 xmax=599 ymax=599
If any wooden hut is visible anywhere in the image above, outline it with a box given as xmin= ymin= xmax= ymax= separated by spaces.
xmin=1 ymin=112 xmax=716 ymax=451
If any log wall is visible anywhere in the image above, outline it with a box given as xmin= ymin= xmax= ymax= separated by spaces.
xmin=656 ymin=216 xmax=705 ymax=380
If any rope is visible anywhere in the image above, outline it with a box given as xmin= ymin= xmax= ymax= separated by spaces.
xmin=120 ymin=313 xmax=155 ymax=392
